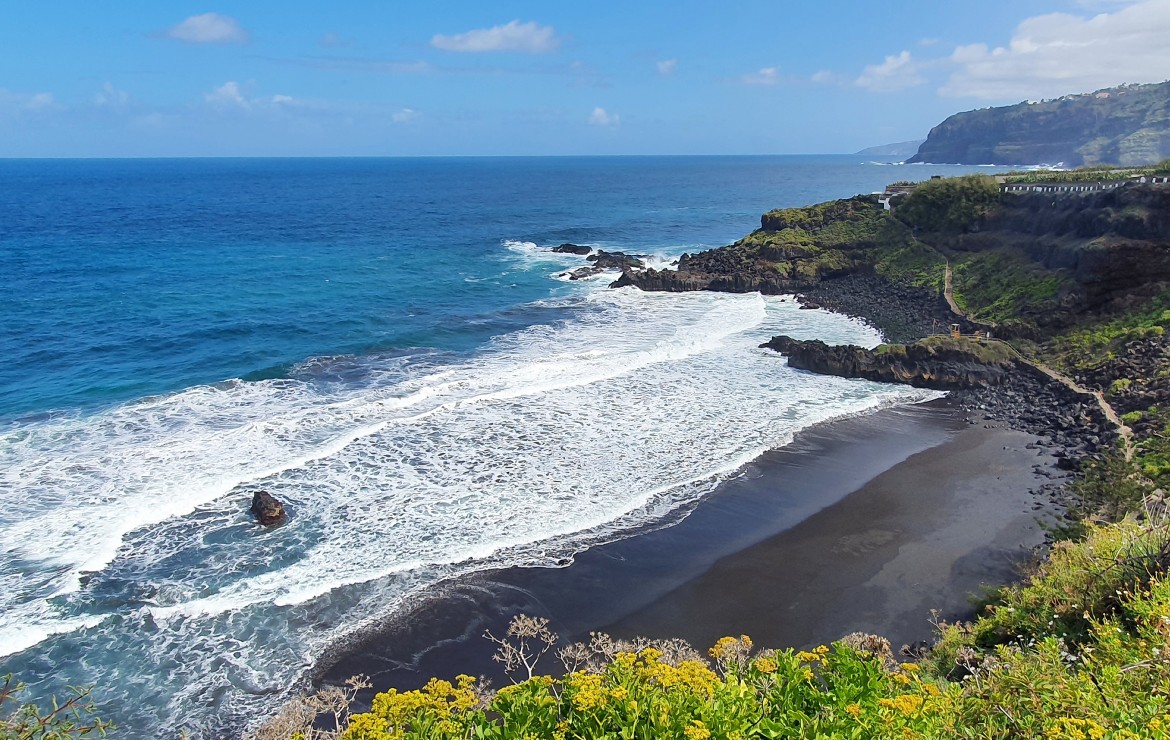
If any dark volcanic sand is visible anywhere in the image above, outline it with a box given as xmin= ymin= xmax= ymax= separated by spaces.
xmin=318 ymin=399 xmax=1060 ymax=701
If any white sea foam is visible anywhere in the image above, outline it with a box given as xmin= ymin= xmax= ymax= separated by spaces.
xmin=0 ymin=281 xmax=939 ymax=735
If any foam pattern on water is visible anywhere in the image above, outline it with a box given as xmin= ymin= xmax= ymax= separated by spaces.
xmin=0 ymin=287 xmax=936 ymax=735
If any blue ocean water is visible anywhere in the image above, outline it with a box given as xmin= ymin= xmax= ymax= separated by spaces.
xmin=0 ymin=156 xmax=998 ymax=736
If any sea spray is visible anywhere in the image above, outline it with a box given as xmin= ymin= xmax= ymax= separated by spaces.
xmin=0 ymin=287 xmax=937 ymax=735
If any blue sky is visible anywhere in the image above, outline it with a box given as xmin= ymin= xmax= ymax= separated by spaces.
xmin=3 ymin=0 xmax=1169 ymax=156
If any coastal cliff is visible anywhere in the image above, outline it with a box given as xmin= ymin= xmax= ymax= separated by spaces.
xmin=906 ymin=81 xmax=1170 ymax=166
xmin=616 ymin=172 xmax=1170 ymax=482
xmin=616 ymin=178 xmax=1170 ymax=339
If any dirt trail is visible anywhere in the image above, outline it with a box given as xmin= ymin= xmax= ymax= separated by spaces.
xmin=942 ymin=259 xmax=1134 ymax=460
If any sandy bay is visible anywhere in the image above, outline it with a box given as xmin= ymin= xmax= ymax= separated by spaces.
xmin=319 ymin=396 xmax=1060 ymax=700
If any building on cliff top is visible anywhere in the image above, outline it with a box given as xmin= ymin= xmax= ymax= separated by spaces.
xmin=1000 ymin=174 xmax=1169 ymax=194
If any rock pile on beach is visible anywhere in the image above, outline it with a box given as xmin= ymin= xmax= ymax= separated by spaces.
xmin=954 ymin=372 xmax=1115 ymax=461
xmin=795 ymin=274 xmax=962 ymax=345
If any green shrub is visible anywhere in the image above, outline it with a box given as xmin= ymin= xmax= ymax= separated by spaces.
xmin=895 ymin=175 xmax=1001 ymax=234
xmin=0 ymin=675 xmax=111 ymax=739
xmin=315 ymin=523 xmax=1170 ymax=739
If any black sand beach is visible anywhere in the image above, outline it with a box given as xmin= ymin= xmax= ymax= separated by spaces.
xmin=319 ymin=398 xmax=1060 ymax=700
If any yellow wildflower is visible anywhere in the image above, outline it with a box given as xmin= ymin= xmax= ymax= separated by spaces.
xmin=753 ymin=656 xmax=778 ymax=674
xmin=570 ymin=673 xmax=607 ymax=712
xmin=845 ymin=703 xmax=863 ymax=718
xmin=639 ymin=647 xmax=664 ymax=664
xmin=683 ymin=719 xmax=712 ymax=740
xmin=878 ymin=694 xmax=923 ymax=715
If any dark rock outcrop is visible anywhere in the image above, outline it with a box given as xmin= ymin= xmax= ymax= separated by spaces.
xmin=564 ymin=250 xmax=646 ymax=280
xmin=552 ymin=243 xmax=592 ymax=255
xmin=760 ymin=336 xmax=1018 ymax=390
xmin=251 ymin=490 xmax=287 ymax=526
xmin=611 ymin=267 xmax=790 ymax=294
xmin=587 ymin=250 xmax=646 ymax=270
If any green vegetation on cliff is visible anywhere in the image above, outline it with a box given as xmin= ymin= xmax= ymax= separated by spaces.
xmin=739 ymin=196 xmax=945 ymax=289
xmin=907 ymin=81 xmax=1170 ymax=167
xmin=950 ymin=250 xmax=1071 ymax=329
xmin=894 ymin=175 xmax=1001 ymax=234
xmin=873 ymin=335 xmax=1017 ymax=365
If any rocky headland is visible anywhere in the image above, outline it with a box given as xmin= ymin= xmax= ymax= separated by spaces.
xmin=613 ymin=174 xmax=1170 ymax=502
xmin=906 ymin=80 xmax=1170 ymax=167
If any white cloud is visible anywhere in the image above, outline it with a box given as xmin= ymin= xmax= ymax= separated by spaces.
xmin=320 ymin=32 xmax=352 ymax=48
xmin=271 ymin=94 xmax=296 ymax=105
xmin=26 ymin=92 xmax=55 ymax=110
xmin=94 ymin=82 xmax=129 ymax=107
xmin=657 ymin=59 xmax=677 ymax=75
xmin=941 ymin=0 xmax=1170 ymax=99
xmin=205 ymin=81 xmax=249 ymax=108
xmin=855 ymin=50 xmax=925 ymax=92
xmin=0 ymin=89 xmax=57 ymax=113
xmin=392 ymin=107 xmax=417 ymax=123
xmin=741 ymin=67 xmax=779 ymax=86
xmin=168 ymin=13 xmax=248 ymax=44
xmin=588 ymin=106 xmax=619 ymax=127
xmin=810 ymin=70 xmax=842 ymax=85
xmin=431 ymin=20 xmax=559 ymax=54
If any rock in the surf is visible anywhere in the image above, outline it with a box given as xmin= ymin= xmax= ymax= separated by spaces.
xmin=251 ymin=490 xmax=287 ymax=526
xmin=552 ymin=243 xmax=592 ymax=255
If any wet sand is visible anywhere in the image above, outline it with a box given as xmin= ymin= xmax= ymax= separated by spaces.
xmin=319 ymin=399 xmax=1059 ymax=697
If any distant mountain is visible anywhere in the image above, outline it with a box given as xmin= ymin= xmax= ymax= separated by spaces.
xmin=908 ymin=81 xmax=1170 ymax=166
xmin=855 ymin=140 xmax=924 ymax=158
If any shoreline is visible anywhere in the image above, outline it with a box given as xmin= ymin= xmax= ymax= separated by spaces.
xmin=318 ymin=397 xmax=1062 ymax=702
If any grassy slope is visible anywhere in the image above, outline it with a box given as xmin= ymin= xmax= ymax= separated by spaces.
xmin=736 ymin=196 xmax=946 ymax=288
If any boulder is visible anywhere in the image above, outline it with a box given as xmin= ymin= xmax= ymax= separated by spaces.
xmin=552 ymin=243 xmax=592 ymax=255
xmin=251 ymin=490 xmax=287 ymax=526
xmin=566 ymin=250 xmax=648 ymax=280
xmin=586 ymin=250 xmax=646 ymax=270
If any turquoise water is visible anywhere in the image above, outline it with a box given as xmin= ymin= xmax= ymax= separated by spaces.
xmin=0 ymin=156 xmax=997 ymax=736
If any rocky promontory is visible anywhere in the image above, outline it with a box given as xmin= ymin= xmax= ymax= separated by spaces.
xmin=761 ymin=335 xmax=1019 ymax=390
xmin=907 ymin=81 xmax=1170 ymax=167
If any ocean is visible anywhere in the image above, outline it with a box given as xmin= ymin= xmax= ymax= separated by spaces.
xmin=0 ymin=155 xmax=996 ymax=736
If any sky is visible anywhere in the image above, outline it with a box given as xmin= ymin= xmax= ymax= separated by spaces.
xmin=2 ymin=0 xmax=1170 ymax=157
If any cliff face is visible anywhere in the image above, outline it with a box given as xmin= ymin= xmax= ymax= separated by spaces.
xmin=955 ymin=184 xmax=1170 ymax=310
xmin=614 ymin=179 xmax=1170 ymax=341
xmin=907 ymin=82 xmax=1170 ymax=166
